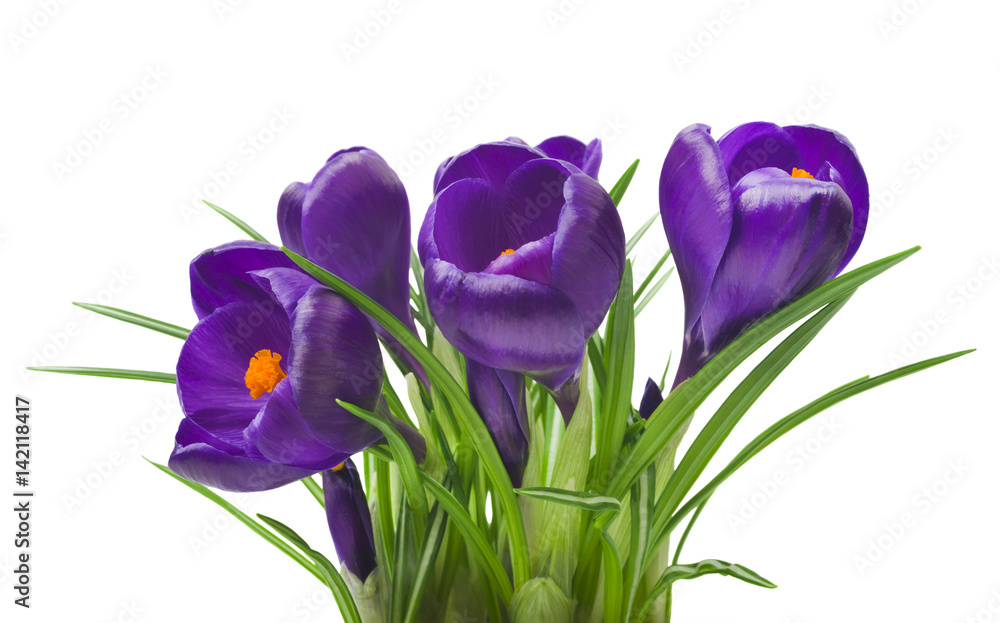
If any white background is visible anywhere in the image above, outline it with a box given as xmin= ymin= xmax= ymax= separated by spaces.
xmin=3 ymin=1 xmax=998 ymax=621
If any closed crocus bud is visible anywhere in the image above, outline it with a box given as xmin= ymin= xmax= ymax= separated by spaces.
xmin=638 ymin=377 xmax=664 ymax=419
xmin=465 ymin=359 xmax=529 ymax=486
xmin=322 ymin=459 xmax=377 ymax=582
xmin=169 ymin=241 xmax=421 ymax=492
xmin=510 ymin=577 xmax=573 ymax=623
xmin=660 ymin=123 xmax=869 ymax=387
xmin=278 ymin=147 xmax=425 ymax=384
xmin=420 ymin=139 xmax=626 ymax=404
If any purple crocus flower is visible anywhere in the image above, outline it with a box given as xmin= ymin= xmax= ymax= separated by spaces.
xmin=277 ymin=147 xmax=425 ymax=383
xmin=169 ymin=241 xmax=387 ymax=492
xmin=419 ymin=139 xmax=626 ymax=393
xmin=420 ymin=138 xmax=623 ymax=484
xmin=322 ymin=459 xmax=377 ymax=581
xmin=434 ymin=135 xmax=604 ymax=187
xmin=661 ymin=122 xmax=869 ymax=387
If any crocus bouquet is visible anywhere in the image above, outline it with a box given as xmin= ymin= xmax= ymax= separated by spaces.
xmin=35 ymin=123 xmax=971 ymax=622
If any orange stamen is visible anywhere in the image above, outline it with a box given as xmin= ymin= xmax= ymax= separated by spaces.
xmin=791 ymin=167 xmax=814 ymax=179
xmin=244 ymin=349 xmax=287 ymax=399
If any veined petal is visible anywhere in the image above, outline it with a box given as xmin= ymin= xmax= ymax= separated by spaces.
xmin=501 ymin=158 xmax=575 ymax=247
xmin=430 ymin=178 xmax=513 ymax=272
xmin=244 ymin=379 xmax=346 ymax=470
xmin=189 ymin=241 xmax=300 ymax=320
xmin=297 ymin=147 xmax=414 ymax=328
xmin=550 ymin=173 xmax=626 ymax=338
xmin=482 ymin=233 xmax=555 ymax=286
xmin=322 ymin=460 xmax=377 ymax=581
xmin=424 ymin=259 xmax=585 ymax=389
xmin=784 ymin=125 xmax=869 ymax=273
xmin=176 ymin=300 xmax=291 ymax=446
xmin=434 ymin=141 xmax=544 ymax=194
xmin=718 ymin=122 xmax=804 ymax=185
xmin=168 ymin=418 xmax=317 ymax=492
xmin=277 ymin=182 xmax=307 ymax=256
xmin=659 ymin=124 xmax=734 ymax=339
xmin=535 ymin=136 xmax=603 ymax=179
xmin=466 ymin=360 xmax=529 ymax=486
xmin=286 ymin=286 xmax=384 ymax=453
xmin=699 ymin=170 xmax=853 ymax=355
xmin=248 ymin=267 xmax=319 ymax=318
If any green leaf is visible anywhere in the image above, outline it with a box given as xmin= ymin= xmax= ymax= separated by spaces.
xmin=203 ymin=200 xmax=269 ymax=242
xmin=421 ymin=475 xmax=514 ymax=604
xmin=73 ymin=303 xmax=190 ymax=339
xmin=282 ymin=247 xmax=530 ymax=588
xmin=597 ymin=517 xmax=624 ymax=623
xmin=634 ymin=559 xmax=775 ymax=623
xmin=663 ymin=349 xmax=974 ymax=540
xmin=634 ymin=267 xmax=674 ymax=318
xmin=649 ymin=295 xmax=853 ymax=551
xmin=29 ymin=366 xmax=176 ymax=384
xmin=608 ymin=159 xmax=640 ymax=207
xmin=595 ymin=261 xmax=635 ymax=489
xmin=515 ymin=487 xmax=621 ymax=513
xmin=404 ymin=500 xmax=449 ymax=623
xmin=625 ymin=212 xmax=658 ymax=256
xmin=633 ymin=250 xmax=672 ymax=301
xmin=622 ymin=465 xmax=655 ymax=622
xmin=374 ymin=456 xmax=395 ymax=579
xmin=390 ymin=503 xmax=413 ymax=623
xmin=301 ymin=476 xmax=324 ymax=507
xmin=145 ymin=460 xmax=324 ymax=584
xmin=338 ymin=400 xmax=428 ymax=537
xmin=257 ymin=514 xmax=363 ymax=623
xmin=604 ymin=245 xmax=921 ymax=501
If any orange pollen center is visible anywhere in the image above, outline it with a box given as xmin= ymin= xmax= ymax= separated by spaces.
xmin=791 ymin=167 xmax=814 ymax=179
xmin=244 ymin=349 xmax=287 ymax=399
xmin=331 ymin=462 xmax=345 ymax=472
xmin=500 ymin=248 xmax=516 ymax=256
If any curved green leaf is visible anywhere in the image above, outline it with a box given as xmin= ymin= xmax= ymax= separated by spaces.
xmin=283 ymin=247 xmax=530 ymax=588
xmin=73 ymin=302 xmax=190 ymax=339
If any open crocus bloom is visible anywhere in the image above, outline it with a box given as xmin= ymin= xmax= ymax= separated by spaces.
xmin=419 ymin=140 xmax=626 ymax=392
xmin=660 ymin=122 xmax=869 ymax=387
xmin=168 ymin=241 xmax=386 ymax=492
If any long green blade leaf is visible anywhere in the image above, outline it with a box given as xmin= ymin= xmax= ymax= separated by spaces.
xmin=257 ymin=514 xmax=362 ymax=623
xmin=634 ymin=559 xmax=775 ymax=623
xmin=204 ymin=200 xmax=269 ymax=242
xmin=283 ymin=247 xmax=530 ymax=588
xmin=302 ymin=476 xmax=324 ymax=507
xmin=663 ymin=349 xmax=974 ymax=539
xmin=421 ymin=475 xmax=513 ymax=603
xmin=404 ymin=501 xmax=448 ymax=623
xmin=625 ymin=212 xmax=658 ymax=255
xmin=649 ymin=295 xmax=853 ymax=550
xmin=634 ymin=267 xmax=674 ymax=318
xmin=29 ymin=366 xmax=176 ymax=384
xmin=73 ymin=302 xmax=190 ymax=339
xmin=608 ymin=159 xmax=640 ymax=207
xmin=145 ymin=460 xmax=324 ymax=584
xmin=515 ymin=487 xmax=621 ymax=513
xmin=633 ymin=250 xmax=671 ymax=301
xmin=605 ymin=246 xmax=921 ymax=500
xmin=595 ymin=261 xmax=635 ymax=489
xmin=338 ymin=400 xmax=429 ymax=537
